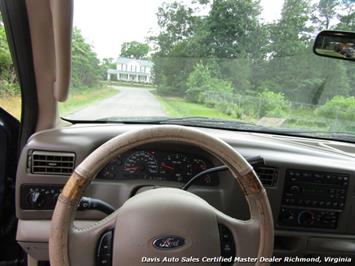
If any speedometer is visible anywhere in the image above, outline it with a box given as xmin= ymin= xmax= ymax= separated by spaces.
xmin=123 ymin=151 xmax=158 ymax=178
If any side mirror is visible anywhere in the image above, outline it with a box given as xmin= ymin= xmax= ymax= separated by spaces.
xmin=313 ymin=30 xmax=355 ymax=61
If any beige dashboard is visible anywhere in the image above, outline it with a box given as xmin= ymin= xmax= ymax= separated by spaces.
xmin=15 ymin=124 xmax=355 ymax=262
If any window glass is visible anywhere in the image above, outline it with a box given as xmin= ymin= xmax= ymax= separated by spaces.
xmin=0 ymin=16 xmax=21 ymax=120
xmin=59 ymin=0 xmax=355 ymax=142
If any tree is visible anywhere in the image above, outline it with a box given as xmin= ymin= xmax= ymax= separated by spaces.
xmin=0 ymin=26 xmax=11 ymax=77
xmin=205 ymin=0 xmax=264 ymax=58
xmin=152 ymin=0 xmax=268 ymax=97
xmin=71 ymin=28 xmax=101 ymax=88
xmin=0 ymin=23 xmax=19 ymax=96
xmin=312 ymin=0 xmax=339 ymax=30
xmin=336 ymin=0 xmax=355 ymax=31
xmin=152 ymin=1 xmax=202 ymax=96
xmin=99 ymin=58 xmax=116 ymax=80
xmin=153 ymin=2 xmax=196 ymax=56
xmin=258 ymin=0 xmax=347 ymax=104
xmin=120 ymin=41 xmax=149 ymax=59
xmin=270 ymin=0 xmax=312 ymax=58
xmin=151 ymin=0 xmax=353 ymax=107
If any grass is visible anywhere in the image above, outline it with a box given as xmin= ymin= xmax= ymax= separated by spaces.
xmin=58 ymin=86 xmax=118 ymax=116
xmin=156 ymin=95 xmax=234 ymax=119
xmin=0 ymin=95 xmax=21 ymax=120
xmin=155 ymin=93 xmax=347 ymax=133
xmin=0 ymin=86 xmax=117 ymax=121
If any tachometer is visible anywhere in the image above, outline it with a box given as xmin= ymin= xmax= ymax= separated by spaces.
xmin=189 ymin=158 xmax=208 ymax=174
xmin=161 ymin=153 xmax=189 ymax=182
xmin=188 ymin=157 xmax=213 ymax=185
xmin=123 ymin=151 xmax=158 ymax=178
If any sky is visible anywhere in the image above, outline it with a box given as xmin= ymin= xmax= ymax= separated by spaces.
xmin=74 ymin=0 xmax=285 ymax=59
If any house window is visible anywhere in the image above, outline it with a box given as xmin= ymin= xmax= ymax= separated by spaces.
xmin=119 ymin=73 xmax=128 ymax=80
xmin=139 ymin=75 xmax=147 ymax=82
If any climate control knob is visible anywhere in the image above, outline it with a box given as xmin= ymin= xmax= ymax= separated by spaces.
xmin=297 ymin=210 xmax=315 ymax=225
xmin=26 ymin=191 xmax=46 ymax=208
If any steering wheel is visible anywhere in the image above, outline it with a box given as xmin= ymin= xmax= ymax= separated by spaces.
xmin=49 ymin=125 xmax=274 ymax=266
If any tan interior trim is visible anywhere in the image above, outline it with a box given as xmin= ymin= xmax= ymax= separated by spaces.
xmin=25 ymin=0 xmax=73 ymax=131
xmin=25 ymin=0 xmax=56 ymax=131
xmin=28 ymin=255 xmax=38 ymax=266
xmin=49 ymin=0 xmax=73 ymax=102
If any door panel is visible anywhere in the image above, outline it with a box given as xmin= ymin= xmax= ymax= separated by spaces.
xmin=0 ymin=107 xmax=21 ymax=262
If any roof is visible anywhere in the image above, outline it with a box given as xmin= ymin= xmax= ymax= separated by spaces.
xmin=116 ymin=57 xmax=153 ymax=67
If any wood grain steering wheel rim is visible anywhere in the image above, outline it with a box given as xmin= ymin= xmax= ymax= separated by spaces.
xmin=49 ymin=125 xmax=274 ymax=266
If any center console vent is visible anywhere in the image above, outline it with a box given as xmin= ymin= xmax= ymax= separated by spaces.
xmin=28 ymin=150 xmax=75 ymax=176
xmin=254 ymin=165 xmax=278 ymax=187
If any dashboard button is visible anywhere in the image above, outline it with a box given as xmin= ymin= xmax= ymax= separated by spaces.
xmin=219 ymin=224 xmax=235 ymax=264
xmin=97 ymin=231 xmax=113 ymax=266
xmin=98 ymin=254 xmax=112 ymax=266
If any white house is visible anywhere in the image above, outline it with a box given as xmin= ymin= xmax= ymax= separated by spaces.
xmin=107 ymin=57 xmax=153 ymax=83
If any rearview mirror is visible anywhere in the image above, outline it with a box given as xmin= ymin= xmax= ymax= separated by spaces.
xmin=313 ymin=30 xmax=355 ymax=61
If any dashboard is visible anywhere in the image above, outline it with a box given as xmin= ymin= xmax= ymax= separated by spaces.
xmin=14 ymin=124 xmax=355 ymax=262
xmin=96 ymin=148 xmax=218 ymax=186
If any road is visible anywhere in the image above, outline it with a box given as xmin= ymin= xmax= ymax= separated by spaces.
xmin=65 ymin=86 xmax=166 ymax=121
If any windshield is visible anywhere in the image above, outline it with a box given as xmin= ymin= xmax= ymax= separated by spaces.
xmin=60 ymin=0 xmax=355 ymax=141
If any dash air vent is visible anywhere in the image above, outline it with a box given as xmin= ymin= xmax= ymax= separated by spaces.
xmin=29 ymin=150 xmax=75 ymax=175
xmin=254 ymin=165 xmax=278 ymax=187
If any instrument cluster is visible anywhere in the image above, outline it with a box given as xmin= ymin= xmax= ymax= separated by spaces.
xmin=96 ymin=149 xmax=218 ymax=186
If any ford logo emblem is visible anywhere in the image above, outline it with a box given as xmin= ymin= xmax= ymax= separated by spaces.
xmin=153 ymin=236 xmax=185 ymax=249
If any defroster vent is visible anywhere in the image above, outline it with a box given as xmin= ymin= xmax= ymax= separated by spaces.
xmin=29 ymin=150 xmax=75 ymax=175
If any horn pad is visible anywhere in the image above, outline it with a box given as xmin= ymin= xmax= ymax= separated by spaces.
xmin=113 ymin=188 xmax=221 ymax=266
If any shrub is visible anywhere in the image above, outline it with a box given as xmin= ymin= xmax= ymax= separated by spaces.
xmin=316 ymin=96 xmax=355 ymax=121
xmin=186 ymin=63 xmax=232 ymax=102
xmin=0 ymin=80 xmax=20 ymax=97
xmin=257 ymin=90 xmax=290 ymax=118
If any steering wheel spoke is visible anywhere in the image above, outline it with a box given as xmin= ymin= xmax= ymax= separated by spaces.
xmin=69 ymin=212 xmax=117 ymax=266
xmin=216 ymin=209 xmax=260 ymax=265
